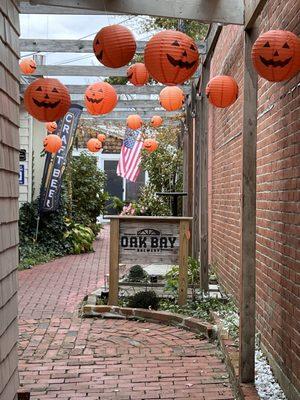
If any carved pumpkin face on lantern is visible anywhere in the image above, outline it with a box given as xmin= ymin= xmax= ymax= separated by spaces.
xmin=144 ymin=30 xmax=199 ymax=85
xmin=87 ymin=138 xmax=102 ymax=153
xmin=143 ymin=138 xmax=158 ymax=153
xmin=85 ymin=82 xmax=117 ymax=115
xmin=127 ymin=63 xmax=149 ymax=86
xmin=43 ymin=134 xmax=62 ymax=153
xmin=97 ymin=133 xmax=106 ymax=143
xmin=252 ymin=30 xmax=300 ymax=81
xmin=45 ymin=121 xmax=57 ymax=133
xmin=24 ymin=78 xmax=71 ymax=122
xmin=93 ymin=24 xmax=136 ymax=68
xmin=20 ymin=58 xmax=37 ymax=75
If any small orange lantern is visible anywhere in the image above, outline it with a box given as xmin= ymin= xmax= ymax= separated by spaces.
xmin=144 ymin=30 xmax=199 ymax=85
xmin=24 ymin=78 xmax=71 ymax=122
xmin=45 ymin=121 xmax=57 ymax=133
xmin=87 ymin=138 xmax=102 ymax=153
xmin=93 ymin=25 xmax=136 ymax=68
xmin=20 ymin=58 xmax=37 ymax=75
xmin=143 ymin=138 xmax=159 ymax=153
xmin=150 ymin=115 xmax=163 ymax=127
xmin=43 ymin=134 xmax=62 ymax=153
xmin=205 ymin=76 xmax=239 ymax=108
xmin=126 ymin=114 xmax=143 ymax=130
xmin=97 ymin=133 xmax=106 ymax=143
xmin=127 ymin=63 xmax=149 ymax=86
xmin=159 ymin=86 xmax=185 ymax=111
xmin=85 ymin=82 xmax=118 ymax=115
xmin=251 ymin=30 xmax=300 ymax=82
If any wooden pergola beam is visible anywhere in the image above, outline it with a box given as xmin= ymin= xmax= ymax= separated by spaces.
xmin=26 ymin=0 xmax=244 ymax=25
xmin=72 ymin=101 xmax=163 ymax=109
xmin=31 ymin=65 xmax=128 ymax=77
xmin=81 ymin=117 xmax=180 ymax=125
xmin=82 ymin=110 xmax=182 ymax=119
xmin=244 ymin=0 xmax=268 ymax=29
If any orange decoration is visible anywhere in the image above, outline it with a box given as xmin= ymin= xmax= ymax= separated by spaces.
xmin=85 ymin=82 xmax=118 ymax=115
xmin=206 ymin=76 xmax=239 ymax=108
xmin=24 ymin=78 xmax=71 ymax=122
xmin=159 ymin=86 xmax=185 ymax=111
xmin=150 ymin=115 xmax=163 ymax=128
xmin=144 ymin=30 xmax=199 ymax=85
xmin=20 ymin=58 xmax=37 ymax=75
xmin=87 ymin=138 xmax=102 ymax=153
xmin=143 ymin=138 xmax=159 ymax=153
xmin=252 ymin=30 xmax=300 ymax=82
xmin=126 ymin=114 xmax=143 ymax=130
xmin=127 ymin=63 xmax=149 ymax=86
xmin=43 ymin=134 xmax=62 ymax=153
xmin=93 ymin=25 xmax=136 ymax=68
xmin=97 ymin=133 xmax=106 ymax=143
xmin=45 ymin=121 xmax=57 ymax=133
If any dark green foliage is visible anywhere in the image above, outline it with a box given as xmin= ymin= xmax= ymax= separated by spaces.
xmin=64 ymin=219 xmax=95 ymax=254
xmin=128 ymin=290 xmax=159 ymax=310
xmin=127 ymin=265 xmax=149 ymax=283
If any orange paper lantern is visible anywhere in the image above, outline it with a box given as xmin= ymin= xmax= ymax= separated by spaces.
xmin=251 ymin=30 xmax=300 ymax=82
xmin=45 ymin=121 xmax=57 ymax=133
xmin=93 ymin=25 xmax=136 ymax=68
xmin=85 ymin=82 xmax=118 ymax=115
xmin=206 ymin=76 xmax=239 ymax=108
xmin=24 ymin=78 xmax=71 ymax=122
xmin=159 ymin=86 xmax=185 ymax=111
xmin=144 ymin=30 xmax=199 ymax=85
xmin=20 ymin=58 xmax=37 ymax=75
xmin=43 ymin=134 xmax=62 ymax=153
xmin=127 ymin=63 xmax=149 ymax=86
xmin=126 ymin=114 xmax=143 ymax=130
xmin=87 ymin=138 xmax=102 ymax=153
xmin=97 ymin=133 xmax=106 ymax=143
xmin=143 ymin=138 xmax=159 ymax=153
xmin=150 ymin=115 xmax=163 ymax=128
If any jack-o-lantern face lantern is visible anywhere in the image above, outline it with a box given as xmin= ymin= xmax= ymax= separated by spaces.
xmin=87 ymin=138 xmax=102 ymax=153
xmin=97 ymin=133 xmax=106 ymax=143
xmin=85 ymin=82 xmax=118 ymax=115
xmin=45 ymin=121 xmax=57 ymax=133
xmin=24 ymin=78 xmax=71 ymax=122
xmin=252 ymin=30 xmax=300 ymax=82
xmin=43 ymin=134 xmax=62 ymax=153
xmin=159 ymin=86 xmax=185 ymax=111
xmin=127 ymin=63 xmax=149 ymax=86
xmin=143 ymin=138 xmax=159 ymax=153
xmin=20 ymin=58 xmax=37 ymax=75
xmin=144 ymin=30 xmax=199 ymax=85
xmin=93 ymin=25 xmax=136 ymax=68
xmin=150 ymin=115 xmax=163 ymax=128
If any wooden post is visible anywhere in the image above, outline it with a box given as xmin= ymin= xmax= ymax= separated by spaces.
xmin=178 ymin=220 xmax=189 ymax=305
xmin=239 ymin=28 xmax=258 ymax=383
xmin=108 ymin=219 xmax=120 ymax=305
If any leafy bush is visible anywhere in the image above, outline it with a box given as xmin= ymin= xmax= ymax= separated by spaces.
xmin=128 ymin=290 xmax=159 ymax=310
xmin=127 ymin=265 xmax=149 ymax=283
xmin=64 ymin=219 xmax=95 ymax=254
xmin=138 ymin=183 xmax=172 ymax=216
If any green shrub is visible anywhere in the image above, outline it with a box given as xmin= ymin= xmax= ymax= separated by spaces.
xmin=128 ymin=290 xmax=159 ymax=310
xmin=127 ymin=265 xmax=149 ymax=282
xmin=64 ymin=220 xmax=95 ymax=254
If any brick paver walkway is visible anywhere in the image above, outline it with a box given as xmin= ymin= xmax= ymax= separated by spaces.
xmin=18 ymin=225 xmax=235 ymax=400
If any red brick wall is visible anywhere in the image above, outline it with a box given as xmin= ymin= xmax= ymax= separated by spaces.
xmin=208 ymin=0 xmax=299 ymax=395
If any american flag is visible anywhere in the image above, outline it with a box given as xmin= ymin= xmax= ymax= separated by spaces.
xmin=117 ymin=128 xmax=143 ymax=182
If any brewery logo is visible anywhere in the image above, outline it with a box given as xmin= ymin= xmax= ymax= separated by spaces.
xmin=120 ymin=228 xmax=177 ymax=253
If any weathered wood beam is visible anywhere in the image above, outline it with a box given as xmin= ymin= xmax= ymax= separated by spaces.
xmin=82 ymin=110 xmax=182 ymax=119
xmin=202 ymin=24 xmax=223 ymax=66
xmin=20 ymin=38 xmax=207 ymax=55
xmin=72 ymin=100 xmax=162 ymax=109
xmin=81 ymin=117 xmax=180 ymax=125
xmin=32 ymin=65 xmax=128 ymax=77
xmin=28 ymin=0 xmax=244 ymax=25
xmin=244 ymin=0 xmax=268 ymax=29
xmin=20 ymin=1 xmax=114 ymax=14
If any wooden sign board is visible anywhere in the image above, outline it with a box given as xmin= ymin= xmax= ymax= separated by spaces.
xmin=107 ymin=216 xmax=192 ymax=306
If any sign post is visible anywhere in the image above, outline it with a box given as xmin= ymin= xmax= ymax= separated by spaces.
xmin=107 ymin=216 xmax=192 ymax=306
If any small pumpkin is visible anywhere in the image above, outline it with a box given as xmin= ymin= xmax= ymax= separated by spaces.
xmin=45 ymin=121 xmax=57 ymax=133
xmin=251 ymin=30 xmax=300 ymax=82
xmin=87 ymin=138 xmax=102 ymax=153
xmin=206 ymin=76 xmax=239 ymax=108
xmin=127 ymin=63 xmax=149 ymax=86
xmin=85 ymin=82 xmax=118 ymax=115
xmin=20 ymin=58 xmax=37 ymax=75
xmin=143 ymin=138 xmax=159 ymax=153
xmin=150 ymin=115 xmax=163 ymax=127
xmin=24 ymin=78 xmax=71 ymax=122
xmin=43 ymin=134 xmax=62 ymax=153
xmin=159 ymin=86 xmax=185 ymax=111
xmin=93 ymin=24 xmax=136 ymax=68
xmin=97 ymin=133 xmax=106 ymax=143
xmin=126 ymin=114 xmax=143 ymax=130
xmin=144 ymin=30 xmax=199 ymax=85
